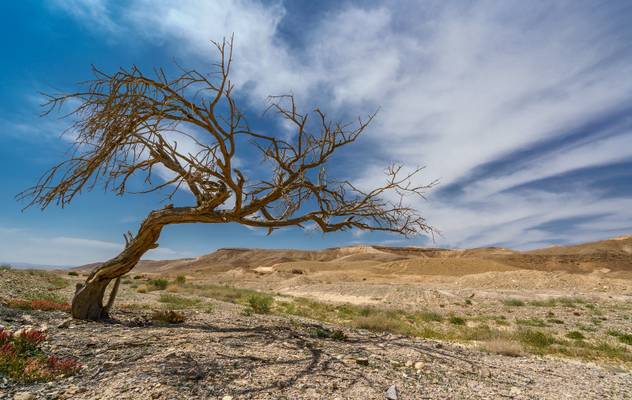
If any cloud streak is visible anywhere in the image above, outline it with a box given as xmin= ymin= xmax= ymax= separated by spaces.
xmin=48 ymin=0 xmax=632 ymax=249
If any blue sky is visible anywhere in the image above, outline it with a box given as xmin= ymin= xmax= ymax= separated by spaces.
xmin=1 ymin=0 xmax=632 ymax=266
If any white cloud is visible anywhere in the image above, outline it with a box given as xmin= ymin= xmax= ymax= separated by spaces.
xmin=51 ymin=0 xmax=117 ymax=32
xmin=50 ymin=1 xmax=632 ymax=248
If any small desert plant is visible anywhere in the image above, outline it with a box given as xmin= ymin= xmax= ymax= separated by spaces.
xmin=308 ymin=327 xmax=347 ymax=341
xmin=449 ymin=316 xmax=466 ymax=325
xmin=7 ymin=296 xmax=70 ymax=313
xmin=480 ymin=339 xmax=524 ymax=357
xmin=0 ymin=264 xmax=12 ymax=271
xmin=418 ymin=311 xmax=443 ymax=322
xmin=246 ymin=293 xmax=274 ymax=314
xmin=352 ymin=314 xmax=413 ymax=335
xmin=152 ymin=310 xmax=186 ymax=324
xmin=607 ymin=330 xmax=632 ymax=345
xmin=158 ymin=294 xmax=201 ymax=309
xmin=290 ymin=269 xmax=304 ymax=275
xmin=7 ymin=299 xmax=70 ymax=312
xmin=565 ymin=331 xmax=585 ymax=340
xmin=517 ymin=329 xmax=557 ymax=350
xmin=174 ymin=275 xmax=186 ymax=285
xmin=530 ymin=298 xmax=558 ymax=307
xmin=147 ymin=278 xmax=169 ymax=291
xmin=503 ymin=298 xmax=525 ymax=307
xmin=0 ymin=327 xmax=79 ymax=383
xmin=67 ymin=271 xmax=78 ymax=276
xmin=557 ymin=297 xmax=585 ymax=307
xmin=516 ymin=318 xmax=547 ymax=327
xmin=136 ymin=286 xmax=147 ymax=293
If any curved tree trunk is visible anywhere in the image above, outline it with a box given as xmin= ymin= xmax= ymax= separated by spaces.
xmin=71 ymin=212 xmax=166 ymax=320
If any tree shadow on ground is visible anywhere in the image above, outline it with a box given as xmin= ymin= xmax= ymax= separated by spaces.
xmin=99 ymin=314 xmax=537 ymax=398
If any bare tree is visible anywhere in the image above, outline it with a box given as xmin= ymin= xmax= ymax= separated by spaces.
xmin=19 ymin=38 xmax=434 ymax=321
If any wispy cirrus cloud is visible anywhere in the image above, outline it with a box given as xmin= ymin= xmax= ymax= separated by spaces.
xmin=48 ymin=0 xmax=632 ymax=249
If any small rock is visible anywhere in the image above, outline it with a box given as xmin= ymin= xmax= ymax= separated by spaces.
xmin=21 ymin=315 xmax=34 ymax=323
xmin=57 ymin=318 xmax=73 ymax=329
xmin=510 ymin=386 xmax=522 ymax=395
xmin=385 ymin=384 xmax=398 ymax=400
xmin=414 ymin=361 xmax=424 ymax=370
xmin=356 ymin=358 xmax=369 ymax=366
xmin=222 ymin=396 xmax=233 ymax=400
xmin=14 ymin=392 xmax=36 ymax=400
xmin=404 ymin=360 xmax=413 ymax=367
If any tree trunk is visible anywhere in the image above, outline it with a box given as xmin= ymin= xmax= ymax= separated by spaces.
xmin=70 ymin=212 xmax=165 ymax=320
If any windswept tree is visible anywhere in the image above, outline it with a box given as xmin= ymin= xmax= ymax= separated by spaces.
xmin=20 ymin=38 xmax=433 ymax=321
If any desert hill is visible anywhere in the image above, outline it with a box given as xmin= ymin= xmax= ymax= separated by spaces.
xmin=75 ymin=236 xmax=632 ymax=281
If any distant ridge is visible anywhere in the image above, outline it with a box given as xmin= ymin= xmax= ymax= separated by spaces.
xmin=72 ymin=234 xmax=632 ymax=277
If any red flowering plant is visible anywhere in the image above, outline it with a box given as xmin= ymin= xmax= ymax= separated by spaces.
xmin=0 ymin=327 xmax=80 ymax=383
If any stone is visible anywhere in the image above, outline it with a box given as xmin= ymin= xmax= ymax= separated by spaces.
xmin=414 ymin=361 xmax=424 ymax=370
xmin=404 ymin=360 xmax=413 ymax=367
xmin=13 ymin=392 xmax=36 ymax=400
xmin=510 ymin=386 xmax=522 ymax=395
xmin=57 ymin=318 xmax=73 ymax=329
xmin=479 ymin=366 xmax=492 ymax=378
xmin=222 ymin=396 xmax=233 ymax=400
xmin=355 ymin=358 xmax=370 ymax=366
xmin=385 ymin=384 xmax=398 ymax=400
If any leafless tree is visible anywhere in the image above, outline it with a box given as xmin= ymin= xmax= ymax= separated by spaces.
xmin=19 ymin=38 xmax=434 ymax=321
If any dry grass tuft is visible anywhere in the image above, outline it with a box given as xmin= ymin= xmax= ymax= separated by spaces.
xmin=480 ymin=339 xmax=525 ymax=357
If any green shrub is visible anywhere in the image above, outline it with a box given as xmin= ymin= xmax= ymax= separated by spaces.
xmin=449 ymin=316 xmax=466 ymax=325
xmin=517 ymin=329 xmax=556 ymax=349
xmin=417 ymin=311 xmax=443 ymax=322
xmin=557 ymin=297 xmax=585 ymax=306
xmin=246 ymin=293 xmax=274 ymax=314
xmin=0 ymin=264 xmax=12 ymax=271
xmin=566 ymin=331 xmax=585 ymax=340
xmin=158 ymin=294 xmax=201 ymax=309
xmin=193 ymin=284 xmax=260 ymax=303
xmin=516 ymin=318 xmax=547 ymax=327
xmin=308 ymin=327 xmax=347 ymax=341
xmin=503 ymin=298 xmax=525 ymax=307
xmin=147 ymin=278 xmax=169 ymax=290
xmin=607 ymin=330 xmax=632 ymax=345
xmin=352 ymin=314 xmax=413 ymax=335
xmin=67 ymin=271 xmax=78 ymax=276
xmin=530 ymin=298 xmax=558 ymax=307
xmin=174 ymin=275 xmax=186 ymax=286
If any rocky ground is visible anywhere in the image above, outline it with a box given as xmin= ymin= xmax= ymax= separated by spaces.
xmin=1 ymin=299 xmax=632 ymax=400
xmin=2 ymin=260 xmax=632 ymax=399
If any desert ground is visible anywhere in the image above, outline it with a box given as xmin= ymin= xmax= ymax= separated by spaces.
xmin=1 ymin=235 xmax=632 ymax=399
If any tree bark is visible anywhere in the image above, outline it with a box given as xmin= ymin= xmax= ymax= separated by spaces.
xmin=70 ymin=212 xmax=165 ymax=320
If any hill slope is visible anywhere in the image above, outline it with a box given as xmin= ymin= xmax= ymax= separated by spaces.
xmin=75 ymin=236 xmax=632 ymax=279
